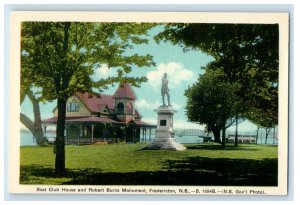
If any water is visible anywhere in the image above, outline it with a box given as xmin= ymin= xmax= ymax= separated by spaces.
xmin=20 ymin=133 xmax=203 ymax=146
xmin=21 ymin=131 xmax=37 ymax=146
xmin=176 ymin=135 xmax=204 ymax=144
xmin=225 ymin=129 xmax=278 ymax=145
xmin=20 ymin=129 xmax=278 ymax=146
xmin=20 ymin=130 xmax=56 ymax=146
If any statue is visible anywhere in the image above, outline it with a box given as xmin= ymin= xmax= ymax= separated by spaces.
xmin=142 ymin=73 xmax=186 ymax=151
xmin=161 ymin=73 xmax=171 ymax=106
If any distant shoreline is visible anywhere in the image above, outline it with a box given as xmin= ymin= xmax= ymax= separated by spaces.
xmin=20 ymin=128 xmax=56 ymax=133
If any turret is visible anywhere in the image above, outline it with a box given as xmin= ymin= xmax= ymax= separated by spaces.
xmin=113 ymin=83 xmax=136 ymax=122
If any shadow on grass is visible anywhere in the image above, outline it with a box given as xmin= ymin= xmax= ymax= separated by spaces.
xmin=20 ymin=156 xmax=277 ymax=186
xmin=185 ymin=144 xmax=260 ymax=151
xmin=20 ymin=164 xmax=83 ymax=183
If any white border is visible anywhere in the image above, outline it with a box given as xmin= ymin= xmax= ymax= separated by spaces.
xmin=8 ymin=11 xmax=289 ymax=196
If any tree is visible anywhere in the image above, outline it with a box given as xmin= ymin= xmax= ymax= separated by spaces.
xmin=21 ymin=22 xmax=155 ymax=174
xmin=264 ymin=128 xmax=272 ymax=144
xmin=247 ymin=107 xmax=277 ymax=144
xmin=156 ymin=23 xmax=279 ymax=127
xmin=185 ymin=69 xmax=239 ymax=147
xmin=255 ymin=126 xmax=260 ymax=144
xmin=20 ymin=49 xmax=48 ymax=145
xmin=20 ymin=89 xmax=48 ymax=145
xmin=230 ymin=115 xmax=245 ymax=147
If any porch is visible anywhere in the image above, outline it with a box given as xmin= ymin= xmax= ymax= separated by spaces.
xmin=43 ymin=116 xmax=156 ymax=145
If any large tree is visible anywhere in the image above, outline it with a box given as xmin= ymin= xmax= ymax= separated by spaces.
xmin=185 ymin=69 xmax=239 ymax=147
xmin=156 ymin=23 xmax=279 ymax=127
xmin=20 ymin=89 xmax=48 ymax=145
xmin=21 ymin=22 xmax=155 ymax=174
xmin=21 ymin=42 xmax=49 ymax=145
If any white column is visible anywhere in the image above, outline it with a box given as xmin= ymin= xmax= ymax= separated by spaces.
xmin=91 ymin=124 xmax=94 ymax=143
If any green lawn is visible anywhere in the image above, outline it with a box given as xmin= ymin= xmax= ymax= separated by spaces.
xmin=20 ymin=143 xmax=278 ymax=186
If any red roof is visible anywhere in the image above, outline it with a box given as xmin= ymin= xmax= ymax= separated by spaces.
xmin=129 ymin=120 xmax=155 ymax=127
xmin=113 ymin=83 xmax=136 ymax=100
xmin=43 ymin=116 xmax=119 ymax=124
xmin=42 ymin=116 xmax=156 ymax=127
xmin=42 ymin=116 xmax=87 ymax=124
xmin=68 ymin=116 xmax=119 ymax=123
xmin=76 ymin=92 xmax=114 ymax=113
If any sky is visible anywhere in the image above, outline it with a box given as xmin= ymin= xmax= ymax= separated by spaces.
xmin=21 ymin=25 xmax=258 ymax=132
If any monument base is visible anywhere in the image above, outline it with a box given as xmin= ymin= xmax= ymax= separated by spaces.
xmin=142 ymin=106 xmax=186 ymax=151
xmin=142 ymin=131 xmax=186 ymax=151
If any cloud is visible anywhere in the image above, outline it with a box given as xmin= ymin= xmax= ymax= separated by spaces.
xmin=97 ymin=64 xmax=110 ymax=76
xmin=141 ymin=117 xmax=157 ymax=125
xmin=170 ymin=102 xmax=182 ymax=110
xmin=135 ymin=99 xmax=182 ymax=110
xmin=94 ymin=64 xmax=117 ymax=79
xmin=135 ymin=99 xmax=160 ymax=110
xmin=147 ymin=62 xmax=195 ymax=89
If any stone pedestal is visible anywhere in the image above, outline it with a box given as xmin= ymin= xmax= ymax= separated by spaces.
xmin=143 ymin=106 xmax=186 ymax=151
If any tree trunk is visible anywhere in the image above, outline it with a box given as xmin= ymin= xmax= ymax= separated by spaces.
xmin=234 ymin=116 xmax=238 ymax=146
xmin=54 ymin=22 xmax=71 ymax=175
xmin=221 ymin=124 xmax=226 ymax=148
xmin=273 ymin=127 xmax=276 ymax=144
xmin=212 ymin=127 xmax=221 ymax=143
xmin=55 ymin=98 xmax=67 ymax=175
xmin=20 ymin=113 xmax=46 ymax=145
xmin=265 ymin=128 xmax=271 ymax=144
xmin=20 ymin=89 xmax=47 ymax=145
xmin=256 ymin=126 xmax=260 ymax=144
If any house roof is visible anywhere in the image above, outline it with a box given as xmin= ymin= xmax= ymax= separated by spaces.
xmin=68 ymin=116 xmax=120 ymax=124
xmin=42 ymin=116 xmax=155 ymax=127
xmin=76 ymin=92 xmax=114 ymax=113
xmin=128 ymin=120 xmax=156 ymax=127
xmin=113 ymin=83 xmax=136 ymax=100
xmin=42 ymin=116 xmax=119 ymax=124
xmin=42 ymin=116 xmax=86 ymax=124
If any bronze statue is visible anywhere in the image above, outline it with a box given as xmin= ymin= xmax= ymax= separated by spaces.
xmin=161 ymin=73 xmax=171 ymax=106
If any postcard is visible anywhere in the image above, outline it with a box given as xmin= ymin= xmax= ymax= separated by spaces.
xmin=9 ymin=11 xmax=289 ymax=195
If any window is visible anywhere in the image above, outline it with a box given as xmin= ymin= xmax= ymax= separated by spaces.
xmin=160 ymin=120 xmax=167 ymax=126
xmin=117 ymin=103 xmax=124 ymax=114
xmin=127 ymin=103 xmax=134 ymax=115
xmin=67 ymin=102 xmax=79 ymax=112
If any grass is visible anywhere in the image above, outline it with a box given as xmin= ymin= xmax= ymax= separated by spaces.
xmin=20 ymin=143 xmax=278 ymax=186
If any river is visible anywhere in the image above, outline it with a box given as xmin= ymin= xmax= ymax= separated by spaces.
xmin=20 ymin=129 xmax=278 ymax=146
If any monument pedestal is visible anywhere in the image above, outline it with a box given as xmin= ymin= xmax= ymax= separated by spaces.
xmin=143 ymin=106 xmax=186 ymax=151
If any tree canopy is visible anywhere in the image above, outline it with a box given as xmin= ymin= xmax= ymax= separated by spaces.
xmin=156 ymin=23 xmax=279 ymax=127
xmin=21 ymin=22 xmax=156 ymax=174
xmin=185 ymin=68 xmax=239 ymax=145
xmin=21 ymin=22 xmax=155 ymax=101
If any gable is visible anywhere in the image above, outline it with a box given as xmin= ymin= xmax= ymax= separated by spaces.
xmin=76 ymin=92 xmax=114 ymax=112
xmin=53 ymin=96 xmax=91 ymax=117
xmin=99 ymin=104 xmax=110 ymax=114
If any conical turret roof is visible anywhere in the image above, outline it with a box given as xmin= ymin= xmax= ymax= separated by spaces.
xmin=113 ymin=83 xmax=136 ymax=100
